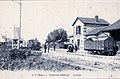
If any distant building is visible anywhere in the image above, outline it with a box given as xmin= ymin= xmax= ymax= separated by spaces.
xmin=68 ymin=35 xmax=74 ymax=44
xmin=12 ymin=38 xmax=26 ymax=49
xmin=71 ymin=16 xmax=109 ymax=52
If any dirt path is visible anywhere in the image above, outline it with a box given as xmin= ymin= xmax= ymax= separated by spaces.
xmin=42 ymin=49 xmax=120 ymax=72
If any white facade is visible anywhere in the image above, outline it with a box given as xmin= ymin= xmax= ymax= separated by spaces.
xmin=72 ymin=20 xmax=85 ymax=52
xmin=12 ymin=39 xmax=27 ymax=49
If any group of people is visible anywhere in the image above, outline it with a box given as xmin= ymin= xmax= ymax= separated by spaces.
xmin=44 ymin=43 xmax=56 ymax=53
xmin=67 ymin=44 xmax=78 ymax=53
xmin=44 ymin=42 xmax=78 ymax=53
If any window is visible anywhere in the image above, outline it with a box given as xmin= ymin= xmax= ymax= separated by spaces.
xmin=20 ymin=41 xmax=23 ymax=43
xmin=13 ymin=40 xmax=18 ymax=44
xmin=72 ymin=40 xmax=74 ymax=43
xmin=76 ymin=26 xmax=81 ymax=35
xmin=83 ymin=27 xmax=86 ymax=32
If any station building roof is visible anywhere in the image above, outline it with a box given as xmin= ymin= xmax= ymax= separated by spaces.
xmin=103 ymin=19 xmax=120 ymax=31
xmin=86 ymin=26 xmax=108 ymax=36
xmin=72 ymin=16 xmax=109 ymax=26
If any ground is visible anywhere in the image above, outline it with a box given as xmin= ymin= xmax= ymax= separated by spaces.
xmin=0 ymin=48 xmax=120 ymax=78
xmin=41 ymin=48 xmax=120 ymax=78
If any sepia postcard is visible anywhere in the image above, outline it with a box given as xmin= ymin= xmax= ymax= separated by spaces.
xmin=0 ymin=0 xmax=120 ymax=79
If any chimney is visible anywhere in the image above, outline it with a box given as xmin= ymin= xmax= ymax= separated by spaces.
xmin=95 ymin=15 xmax=99 ymax=22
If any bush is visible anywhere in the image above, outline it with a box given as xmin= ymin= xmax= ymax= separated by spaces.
xmin=9 ymin=49 xmax=30 ymax=60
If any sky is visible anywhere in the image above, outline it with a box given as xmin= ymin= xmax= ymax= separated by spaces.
xmin=0 ymin=0 xmax=120 ymax=43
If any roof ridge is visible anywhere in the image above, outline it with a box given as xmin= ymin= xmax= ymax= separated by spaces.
xmin=78 ymin=16 xmax=104 ymax=20
xmin=72 ymin=16 xmax=109 ymax=26
xmin=111 ymin=19 xmax=120 ymax=26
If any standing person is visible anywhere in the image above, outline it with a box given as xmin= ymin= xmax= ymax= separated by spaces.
xmin=44 ymin=43 xmax=47 ymax=53
xmin=48 ymin=44 xmax=50 ymax=53
xmin=53 ymin=43 xmax=56 ymax=51
xmin=74 ymin=44 xmax=78 ymax=52
xmin=71 ymin=44 xmax=74 ymax=52
xmin=67 ymin=44 xmax=71 ymax=52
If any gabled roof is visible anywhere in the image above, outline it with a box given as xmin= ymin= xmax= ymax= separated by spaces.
xmin=103 ymin=19 xmax=120 ymax=31
xmin=72 ymin=17 xmax=109 ymax=26
xmin=86 ymin=26 xmax=108 ymax=36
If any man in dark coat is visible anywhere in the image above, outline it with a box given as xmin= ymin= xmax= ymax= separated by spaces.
xmin=74 ymin=44 xmax=78 ymax=52
xmin=48 ymin=44 xmax=50 ymax=53
xmin=71 ymin=44 xmax=74 ymax=52
xmin=67 ymin=44 xmax=74 ymax=52
xmin=44 ymin=43 xmax=47 ymax=53
xmin=53 ymin=44 xmax=56 ymax=51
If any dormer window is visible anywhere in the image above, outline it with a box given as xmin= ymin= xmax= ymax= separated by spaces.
xmin=76 ymin=26 xmax=81 ymax=35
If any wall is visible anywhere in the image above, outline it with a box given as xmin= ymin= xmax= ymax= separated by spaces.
xmin=72 ymin=19 xmax=85 ymax=52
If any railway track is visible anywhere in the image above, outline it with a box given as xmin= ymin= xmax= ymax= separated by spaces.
xmin=42 ymin=51 xmax=120 ymax=72
xmin=42 ymin=54 xmax=105 ymax=71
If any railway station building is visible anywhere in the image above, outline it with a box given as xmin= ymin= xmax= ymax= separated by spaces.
xmin=71 ymin=16 xmax=109 ymax=52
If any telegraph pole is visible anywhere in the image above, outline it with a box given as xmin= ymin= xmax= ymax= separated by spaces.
xmin=18 ymin=2 xmax=22 ymax=49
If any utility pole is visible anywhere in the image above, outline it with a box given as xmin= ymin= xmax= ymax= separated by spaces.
xmin=5 ymin=31 xmax=7 ymax=42
xmin=18 ymin=2 xmax=22 ymax=49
